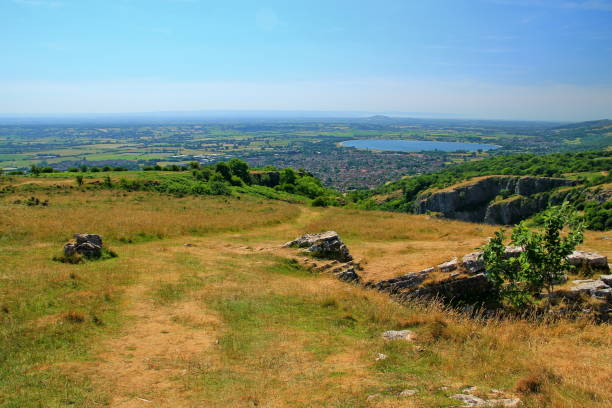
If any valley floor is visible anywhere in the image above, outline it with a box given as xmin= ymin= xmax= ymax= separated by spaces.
xmin=0 ymin=186 xmax=611 ymax=407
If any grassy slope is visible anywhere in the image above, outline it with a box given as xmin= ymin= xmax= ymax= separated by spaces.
xmin=0 ymin=177 xmax=611 ymax=407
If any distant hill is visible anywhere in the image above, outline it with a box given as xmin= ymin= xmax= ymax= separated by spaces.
xmin=541 ymin=119 xmax=612 ymax=151
xmin=549 ymin=119 xmax=612 ymax=131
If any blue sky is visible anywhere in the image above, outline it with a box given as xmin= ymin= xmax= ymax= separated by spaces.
xmin=1 ymin=0 xmax=611 ymax=120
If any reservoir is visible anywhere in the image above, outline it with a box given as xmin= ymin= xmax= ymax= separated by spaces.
xmin=341 ymin=139 xmax=500 ymax=152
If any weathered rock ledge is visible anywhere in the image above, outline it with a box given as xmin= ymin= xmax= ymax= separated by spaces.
xmin=284 ymin=232 xmax=610 ymax=320
xmin=414 ymin=175 xmax=577 ymax=225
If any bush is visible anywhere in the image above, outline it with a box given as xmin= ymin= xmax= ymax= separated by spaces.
xmin=229 ymin=175 xmax=244 ymax=187
xmin=311 ymin=197 xmax=328 ymax=207
xmin=483 ymin=202 xmax=585 ymax=308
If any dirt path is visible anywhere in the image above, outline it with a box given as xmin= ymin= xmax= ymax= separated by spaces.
xmin=88 ymin=206 xmax=325 ymax=407
xmin=92 ymin=278 xmax=220 ymax=408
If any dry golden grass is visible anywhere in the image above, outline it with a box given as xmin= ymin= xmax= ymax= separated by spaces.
xmin=300 ymin=207 xmax=611 ymax=281
xmin=0 ymin=184 xmax=610 ymax=407
xmin=0 ymin=189 xmax=300 ymax=244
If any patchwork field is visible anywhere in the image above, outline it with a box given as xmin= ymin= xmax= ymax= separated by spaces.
xmin=0 ymin=179 xmax=611 ymax=407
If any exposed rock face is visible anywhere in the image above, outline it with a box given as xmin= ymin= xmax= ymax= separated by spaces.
xmin=284 ymin=231 xmax=352 ymax=262
xmin=484 ymin=194 xmax=550 ymax=225
xmin=414 ymin=175 xmax=576 ymax=225
xmin=567 ymin=251 xmax=609 ymax=271
xmin=64 ymin=234 xmax=103 ymax=258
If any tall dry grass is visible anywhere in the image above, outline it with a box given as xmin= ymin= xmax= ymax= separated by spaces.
xmin=0 ymin=189 xmax=300 ymax=244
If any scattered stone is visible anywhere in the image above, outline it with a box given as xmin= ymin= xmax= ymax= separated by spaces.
xmin=462 ymin=386 xmax=478 ymax=393
xmin=568 ymin=251 xmax=609 ymax=271
xmin=375 ymin=353 xmax=387 ymax=361
xmin=283 ymin=231 xmax=352 ymax=262
xmin=452 ymin=394 xmax=487 ymax=407
xmin=382 ymin=330 xmax=416 ymax=341
xmin=462 ymin=252 xmax=485 ymax=274
xmin=184 ymin=243 xmax=194 ymax=247
xmin=420 ymin=266 xmax=435 ymax=274
xmin=366 ymin=394 xmax=380 ymax=401
xmin=438 ymin=386 xmax=450 ymax=391
xmin=438 ymin=257 xmax=458 ymax=273
xmin=64 ymin=233 xmax=103 ymax=259
xmin=399 ymin=389 xmax=418 ymax=397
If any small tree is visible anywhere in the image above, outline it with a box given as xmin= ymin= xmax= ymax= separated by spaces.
xmin=483 ymin=202 xmax=585 ymax=308
xmin=75 ymin=175 xmax=84 ymax=186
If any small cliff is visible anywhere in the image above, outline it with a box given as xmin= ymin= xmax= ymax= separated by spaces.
xmin=414 ymin=175 xmax=577 ymax=225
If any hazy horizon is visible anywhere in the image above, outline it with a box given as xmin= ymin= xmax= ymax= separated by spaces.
xmin=2 ymin=0 xmax=612 ymax=121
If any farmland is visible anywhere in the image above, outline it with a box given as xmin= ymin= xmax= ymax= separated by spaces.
xmin=2 ymin=117 xmax=610 ymax=190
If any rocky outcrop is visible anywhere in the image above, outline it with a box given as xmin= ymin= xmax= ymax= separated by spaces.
xmin=567 ymin=279 xmax=612 ymax=301
xmin=300 ymin=258 xmax=361 ymax=283
xmin=64 ymin=234 xmax=104 ymax=259
xmin=462 ymin=252 xmax=485 ymax=274
xmin=371 ymin=270 xmax=431 ymax=293
xmin=567 ymin=251 xmax=609 ymax=271
xmin=405 ymin=273 xmax=496 ymax=303
xmin=284 ymin=231 xmax=352 ymax=262
xmin=414 ymin=175 xmax=577 ymax=225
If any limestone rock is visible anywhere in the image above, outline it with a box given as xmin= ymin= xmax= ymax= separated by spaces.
xmin=452 ymin=394 xmax=487 ymax=407
xmin=462 ymin=252 xmax=485 ymax=274
xmin=399 ymin=389 xmax=418 ymax=397
xmin=503 ymin=246 xmax=523 ymax=259
xmin=600 ymin=274 xmax=612 ymax=286
xmin=451 ymin=394 xmax=521 ymax=407
xmin=438 ymin=257 xmax=458 ymax=273
xmin=567 ymin=251 xmax=609 ymax=271
xmin=382 ymin=330 xmax=416 ymax=341
xmin=414 ymin=175 xmax=576 ymax=225
xmin=570 ymin=280 xmax=612 ymax=300
xmin=372 ymin=270 xmax=431 ymax=293
xmin=335 ymin=267 xmax=360 ymax=283
xmin=283 ymin=231 xmax=352 ymax=262
xmin=375 ymin=353 xmax=387 ymax=361
xmin=64 ymin=233 xmax=103 ymax=259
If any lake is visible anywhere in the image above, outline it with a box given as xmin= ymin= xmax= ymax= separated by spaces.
xmin=340 ymin=139 xmax=500 ymax=152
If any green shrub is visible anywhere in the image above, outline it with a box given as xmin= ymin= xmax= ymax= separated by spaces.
xmin=483 ymin=202 xmax=585 ymax=308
